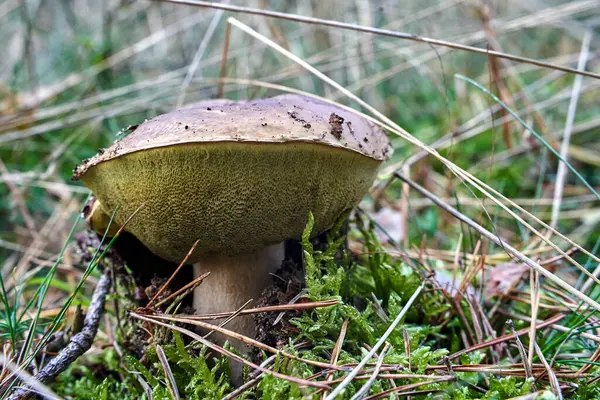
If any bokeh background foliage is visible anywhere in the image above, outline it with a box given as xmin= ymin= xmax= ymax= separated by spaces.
xmin=1 ymin=0 xmax=600 ymax=398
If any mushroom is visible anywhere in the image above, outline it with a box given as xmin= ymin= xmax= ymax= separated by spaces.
xmin=74 ymin=94 xmax=390 ymax=357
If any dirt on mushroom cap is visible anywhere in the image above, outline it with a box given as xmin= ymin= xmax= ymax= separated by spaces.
xmin=73 ymin=94 xmax=391 ymax=179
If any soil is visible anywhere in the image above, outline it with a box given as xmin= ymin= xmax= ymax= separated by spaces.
xmin=253 ymin=256 xmax=304 ymax=349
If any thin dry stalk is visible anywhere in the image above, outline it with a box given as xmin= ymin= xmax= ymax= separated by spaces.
xmin=534 ymin=343 xmax=562 ymax=399
xmin=548 ymin=29 xmax=593 ymax=233
xmin=158 ymin=0 xmax=600 ymax=79
xmin=203 ymin=299 xmax=253 ymax=340
xmin=154 ymin=272 xmax=211 ymax=308
xmin=507 ymin=320 xmax=535 ymax=385
xmin=147 ymin=239 xmax=200 ymax=308
xmin=325 ymin=283 xmax=425 ymax=400
xmin=171 ymin=299 xmax=339 ymax=320
xmin=350 ymin=343 xmax=390 ymax=400
xmin=156 ymin=344 xmax=180 ymax=400
xmin=322 ymin=319 xmax=348 ymax=399
xmin=527 ymin=270 xmax=541 ymax=370
xmin=447 ymin=314 xmax=564 ymax=361
xmin=131 ymin=313 xmax=330 ymax=389
xmin=141 ymin=313 xmax=342 ymax=371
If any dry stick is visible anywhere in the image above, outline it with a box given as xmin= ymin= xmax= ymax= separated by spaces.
xmin=131 ymin=313 xmax=329 ymax=389
xmin=156 ymin=0 xmax=600 ymax=80
xmin=325 ymin=283 xmax=425 ymax=400
xmin=171 ymin=299 xmax=339 ymax=320
xmin=9 ymin=272 xmax=111 ymax=400
xmin=549 ymin=29 xmax=593 ymax=234
xmin=350 ymin=343 xmax=390 ymax=400
xmin=393 ymin=172 xmax=600 ymax=312
xmin=145 ymin=313 xmax=342 ymax=371
xmin=447 ymin=314 xmax=564 ymax=362
xmin=322 ymin=320 xmax=349 ymax=400
xmin=154 ymin=271 xmax=211 ymax=308
xmin=147 ymin=239 xmax=200 ymax=308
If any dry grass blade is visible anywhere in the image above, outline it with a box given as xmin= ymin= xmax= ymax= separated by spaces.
xmin=447 ymin=314 xmax=565 ymax=361
xmin=350 ymin=342 xmax=390 ymax=400
xmin=322 ymin=319 xmax=349 ymax=399
xmin=534 ymin=343 xmax=562 ymax=399
xmin=157 ymin=0 xmax=600 ymax=79
xmin=325 ymin=283 xmax=425 ymax=400
xmin=130 ymin=312 xmax=330 ymax=389
xmin=548 ymin=28 xmax=593 ymax=233
xmin=156 ymin=344 xmax=180 ymax=400
xmin=147 ymin=239 xmax=200 ymax=308
xmin=223 ymin=16 xmax=600 ymax=291
xmin=393 ymin=173 xmax=600 ymax=312
xmin=507 ymin=320 xmax=535 ymax=384
xmin=144 ymin=313 xmax=342 ymax=371
xmin=169 ymin=299 xmax=339 ymax=320
xmin=8 ymin=271 xmax=112 ymax=400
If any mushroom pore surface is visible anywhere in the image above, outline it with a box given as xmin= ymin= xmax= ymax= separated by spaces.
xmin=76 ymin=94 xmax=390 ymax=263
xmin=81 ymin=142 xmax=380 ymax=262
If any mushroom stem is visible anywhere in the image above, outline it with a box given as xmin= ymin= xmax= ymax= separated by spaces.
xmin=192 ymin=243 xmax=285 ymax=350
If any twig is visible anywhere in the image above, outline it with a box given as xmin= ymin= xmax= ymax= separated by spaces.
xmin=9 ymin=272 xmax=112 ymax=400
xmin=447 ymin=314 xmax=565 ymax=361
xmin=155 ymin=0 xmax=600 ymax=80
xmin=131 ymin=312 xmax=329 ymax=389
xmin=147 ymin=239 xmax=199 ymax=308
xmin=393 ymin=172 xmax=600 ymax=312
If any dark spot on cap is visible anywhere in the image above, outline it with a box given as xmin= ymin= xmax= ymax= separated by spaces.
xmin=328 ymin=113 xmax=344 ymax=139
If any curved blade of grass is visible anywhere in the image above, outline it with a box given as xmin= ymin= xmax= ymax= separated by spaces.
xmin=455 ymin=73 xmax=600 ymax=201
xmin=225 ymin=18 xmax=600 ymax=295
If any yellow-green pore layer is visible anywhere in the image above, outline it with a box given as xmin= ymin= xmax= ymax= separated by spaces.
xmin=80 ymin=141 xmax=380 ymax=263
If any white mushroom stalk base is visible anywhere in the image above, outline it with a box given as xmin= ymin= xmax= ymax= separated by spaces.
xmin=192 ymin=243 xmax=285 ymax=353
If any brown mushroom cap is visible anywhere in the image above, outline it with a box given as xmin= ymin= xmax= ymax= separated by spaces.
xmin=74 ymin=94 xmax=391 ymax=262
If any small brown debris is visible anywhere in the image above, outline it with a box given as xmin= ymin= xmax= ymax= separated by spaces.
xmin=287 ymin=110 xmax=311 ymax=129
xmin=329 ymin=113 xmax=344 ymax=139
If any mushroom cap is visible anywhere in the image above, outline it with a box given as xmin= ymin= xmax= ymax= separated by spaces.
xmin=74 ymin=94 xmax=391 ymax=263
